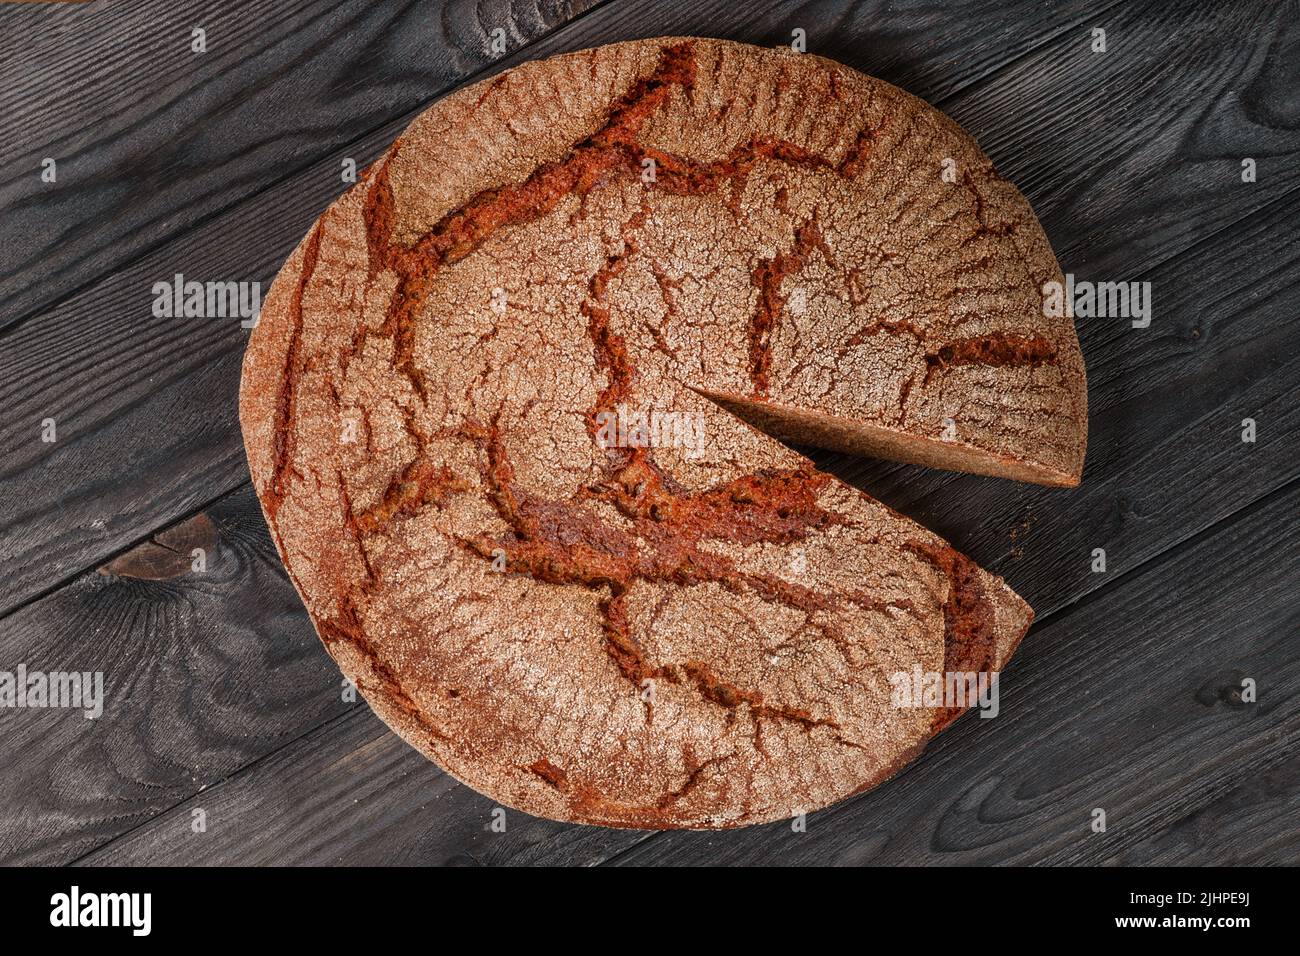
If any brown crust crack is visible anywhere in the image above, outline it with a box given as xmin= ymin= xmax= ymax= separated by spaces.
xmin=905 ymin=540 xmax=1030 ymax=733
xmin=582 ymin=200 xmax=650 ymax=438
xmin=923 ymin=331 xmax=1058 ymax=386
xmin=318 ymin=596 xmax=451 ymax=747
xmin=455 ymin=415 xmax=894 ymax=725
xmin=355 ymin=460 xmax=470 ymax=535
xmin=357 ymin=43 xmax=696 ymax=404
xmin=265 ymin=221 xmax=323 ymax=524
xmin=748 ymin=214 xmax=829 ymax=397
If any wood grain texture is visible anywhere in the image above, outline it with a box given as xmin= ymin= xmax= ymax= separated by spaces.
xmin=2 ymin=0 xmax=1297 ymax=866
xmin=1106 ymin=751 xmax=1300 ymax=865
xmin=77 ymin=707 xmax=635 ymax=866
xmin=0 ymin=0 xmax=606 ymax=327
xmin=0 ymin=487 xmax=348 ymax=865
xmin=943 ymin=0 xmax=1300 ymax=280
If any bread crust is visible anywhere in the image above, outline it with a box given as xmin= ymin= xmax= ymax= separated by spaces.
xmin=240 ymin=37 xmax=1078 ymax=828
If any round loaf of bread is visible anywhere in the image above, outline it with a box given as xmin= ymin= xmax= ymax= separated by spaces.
xmin=240 ymin=37 xmax=1083 ymax=827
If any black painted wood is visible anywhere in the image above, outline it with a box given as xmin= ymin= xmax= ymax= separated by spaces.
xmin=77 ymin=705 xmax=637 ymax=867
xmin=0 ymin=488 xmax=348 ymax=866
xmin=2 ymin=0 xmax=1297 ymax=866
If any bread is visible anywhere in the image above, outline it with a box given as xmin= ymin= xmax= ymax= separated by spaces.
xmin=240 ymin=37 xmax=1083 ymax=827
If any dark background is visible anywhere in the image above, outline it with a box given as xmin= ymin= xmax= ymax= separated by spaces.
xmin=0 ymin=0 xmax=1296 ymax=866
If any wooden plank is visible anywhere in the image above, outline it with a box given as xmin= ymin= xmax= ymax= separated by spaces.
xmin=0 ymin=347 xmax=252 ymax=612
xmin=0 ymin=486 xmax=350 ymax=865
xmin=941 ymin=0 xmax=1300 ymax=280
xmin=601 ymin=480 xmax=1300 ymax=865
xmin=0 ymin=0 xmax=606 ymax=326
xmin=0 ymin=0 xmax=1284 ymax=614
xmin=1105 ymin=751 xmax=1300 ymax=865
xmin=75 ymin=707 xmax=635 ymax=867
xmin=80 ymin=478 xmax=1300 ymax=865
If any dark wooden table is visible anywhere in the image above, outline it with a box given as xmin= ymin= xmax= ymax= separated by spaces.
xmin=1 ymin=0 xmax=1296 ymax=866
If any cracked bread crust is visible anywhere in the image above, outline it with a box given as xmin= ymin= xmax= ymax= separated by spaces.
xmin=240 ymin=37 xmax=1056 ymax=828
